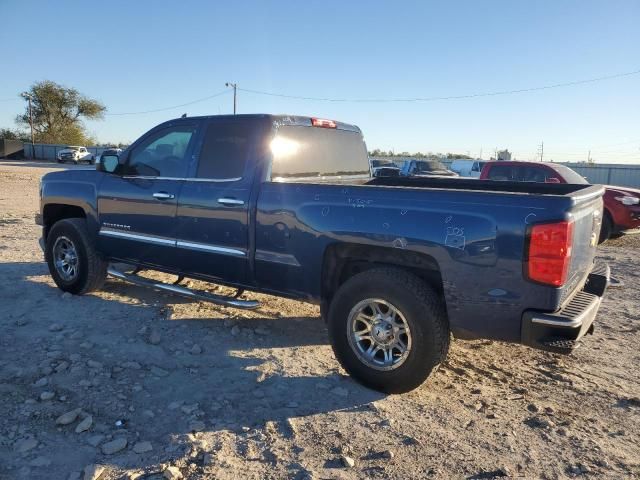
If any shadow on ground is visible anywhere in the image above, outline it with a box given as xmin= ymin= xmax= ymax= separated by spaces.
xmin=0 ymin=260 xmax=385 ymax=478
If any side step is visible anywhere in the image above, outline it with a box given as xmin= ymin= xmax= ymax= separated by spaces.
xmin=107 ymin=267 xmax=260 ymax=310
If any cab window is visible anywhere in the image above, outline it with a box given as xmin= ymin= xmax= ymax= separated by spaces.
xmin=127 ymin=126 xmax=196 ymax=177
xmin=520 ymin=166 xmax=548 ymax=183
xmin=269 ymin=126 xmax=369 ymax=181
xmin=196 ymin=121 xmax=252 ymax=180
xmin=486 ymin=165 xmax=513 ymax=181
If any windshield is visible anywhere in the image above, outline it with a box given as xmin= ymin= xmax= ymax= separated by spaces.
xmin=371 ymin=160 xmax=396 ymax=168
xmin=552 ymin=165 xmax=588 ymax=184
xmin=415 ymin=160 xmax=448 ymax=172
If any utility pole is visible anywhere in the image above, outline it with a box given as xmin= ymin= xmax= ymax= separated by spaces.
xmin=588 ymin=150 xmax=592 ymax=164
xmin=537 ymin=141 xmax=544 ymax=162
xmin=21 ymin=92 xmax=35 ymax=159
xmin=225 ymin=82 xmax=237 ymax=114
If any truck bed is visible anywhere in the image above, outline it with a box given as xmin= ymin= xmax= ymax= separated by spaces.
xmin=367 ymin=175 xmax=599 ymax=196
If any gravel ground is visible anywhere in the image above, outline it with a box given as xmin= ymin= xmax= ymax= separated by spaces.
xmin=0 ymin=160 xmax=638 ymax=480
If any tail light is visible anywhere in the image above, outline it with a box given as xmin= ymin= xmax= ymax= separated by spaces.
xmin=526 ymin=220 xmax=574 ymax=287
xmin=311 ymin=117 xmax=337 ymax=128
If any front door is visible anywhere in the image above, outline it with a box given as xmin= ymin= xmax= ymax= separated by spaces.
xmin=97 ymin=123 xmax=199 ymax=267
xmin=175 ymin=117 xmax=261 ymax=284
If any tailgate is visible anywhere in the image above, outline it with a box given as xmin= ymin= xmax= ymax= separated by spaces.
xmin=559 ymin=185 xmax=604 ymax=305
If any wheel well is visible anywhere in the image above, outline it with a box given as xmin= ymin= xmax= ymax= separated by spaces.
xmin=321 ymin=243 xmax=443 ymax=317
xmin=43 ymin=204 xmax=86 ymax=239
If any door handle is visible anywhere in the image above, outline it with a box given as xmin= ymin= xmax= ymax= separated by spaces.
xmin=218 ymin=197 xmax=244 ymax=206
xmin=153 ymin=192 xmax=175 ymax=200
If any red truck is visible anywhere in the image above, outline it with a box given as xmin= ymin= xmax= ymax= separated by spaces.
xmin=480 ymin=161 xmax=640 ymax=243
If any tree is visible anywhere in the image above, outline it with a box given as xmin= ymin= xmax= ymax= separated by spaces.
xmin=16 ymin=80 xmax=106 ymax=145
xmin=0 ymin=128 xmax=30 ymax=142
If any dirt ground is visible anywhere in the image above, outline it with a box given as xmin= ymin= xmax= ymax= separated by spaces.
xmin=0 ymin=160 xmax=638 ymax=480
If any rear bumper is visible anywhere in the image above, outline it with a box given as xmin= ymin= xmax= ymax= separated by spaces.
xmin=521 ymin=262 xmax=609 ymax=354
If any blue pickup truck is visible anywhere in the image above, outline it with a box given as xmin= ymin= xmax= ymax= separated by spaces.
xmin=38 ymin=114 xmax=609 ymax=393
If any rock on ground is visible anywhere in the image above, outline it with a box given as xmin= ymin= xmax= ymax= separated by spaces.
xmin=75 ymin=415 xmax=93 ymax=433
xmin=101 ymin=437 xmax=127 ymax=455
xmin=56 ymin=408 xmax=81 ymax=425
xmin=15 ymin=437 xmax=38 ymax=453
xmin=163 ymin=466 xmax=183 ymax=479
xmin=132 ymin=441 xmax=153 ymax=453
xmin=40 ymin=391 xmax=55 ymax=401
xmin=341 ymin=455 xmax=355 ymax=468
xmin=83 ymin=464 xmax=105 ymax=480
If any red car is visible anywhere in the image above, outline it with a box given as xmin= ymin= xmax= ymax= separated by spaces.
xmin=480 ymin=161 xmax=640 ymax=243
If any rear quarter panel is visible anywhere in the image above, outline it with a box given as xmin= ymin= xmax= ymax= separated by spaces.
xmin=255 ymin=182 xmax=584 ymax=342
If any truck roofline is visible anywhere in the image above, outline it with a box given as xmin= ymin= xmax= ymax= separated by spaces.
xmin=158 ymin=114 xmax=362 ymax=134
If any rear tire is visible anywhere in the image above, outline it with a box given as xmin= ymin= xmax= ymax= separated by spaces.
xmin=327 ymin=267 xmax=449 ymax=393
xmin=599 ymin=211 xmax=613 ymax=244
xmin=45 ymin=218 xmax=107 ymax=295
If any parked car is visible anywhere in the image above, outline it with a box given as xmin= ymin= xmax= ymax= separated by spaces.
xmin=480 ymin=160 xmax=640 ymax=243
xmin=57 ymin=146 xmax=94 ymax=164
xmin=370 ymin=159 xmax=401 ymax=177
xmin=95 ymin=148 xmax=123 ymax=165
xmin=398 ymin=159 xmax=459 ymax=177
xmin=38 ymin=114 xmax=609 ymax=393
xmin=450 ymin=159 xmax=486 ymax=178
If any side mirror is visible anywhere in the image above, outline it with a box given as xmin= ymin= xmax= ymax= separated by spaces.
xmin=97 ymin=154 xmax=121 ymax=174
xmin=546 ymin=177 xmax=561 ymax=184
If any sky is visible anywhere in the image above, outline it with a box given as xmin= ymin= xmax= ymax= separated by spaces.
xmin=1 ymin=0 xmax=639 ymax=163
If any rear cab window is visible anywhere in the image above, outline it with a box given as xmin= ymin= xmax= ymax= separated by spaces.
xmin=486 ymin=164 xmax=548 ymax=182
xmin=195 ymin=120 xmax=254 ymax=180
xmin=269 ymin=121 xmax=370 ymax=183
xmin=486 ymin=164 xmax=514 ymax=181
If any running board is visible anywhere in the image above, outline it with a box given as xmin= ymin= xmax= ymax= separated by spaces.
xmin=107 ymin=267 xmax=260 ymax=310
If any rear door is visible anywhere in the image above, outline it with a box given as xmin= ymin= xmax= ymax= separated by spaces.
xmin=175 ymin=117 xmax=263 ymax=284
xmin=97 ymin=122 xmax=199 ymax=266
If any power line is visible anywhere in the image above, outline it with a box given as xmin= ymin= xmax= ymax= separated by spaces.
xmin=106 ymin=89 xmax=230 ymax=116
xmin=3 ymin=67 xmax=639 ymax=114
xmin=237 ymin=68 xmax=640 ymax=103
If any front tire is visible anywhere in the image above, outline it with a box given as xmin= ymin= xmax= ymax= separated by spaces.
xmin=45 ymin=218 xmax=108 ymax=295
xmin=327 ymin=268 xmax=449 ymax=393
